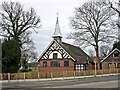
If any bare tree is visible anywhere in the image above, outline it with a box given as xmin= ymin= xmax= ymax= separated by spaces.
xmin=100 ymin=45 xmax=111 ymax=58
xmin=0 ymin=2 xmax=41 ymax=40
xmin=68 ymin=0 xmax=117 ymax=69
xmin=110 ymin=0 xmax=120 ymax=41
xmin=21 ymin=50 xmax=28 ymax=69
xmin=0 ymin=2 xmax=41 ymax=62
xmin=21 ymin=48 xmax=37 ymax=69
xmin=88 ymin=49 xmax=95 ymax=58
xmin=110 ymin=0 xmax=120 ymax=18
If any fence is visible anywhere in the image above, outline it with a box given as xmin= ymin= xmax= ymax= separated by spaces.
xmin=0 ymin=68 xmax=120 ymax=82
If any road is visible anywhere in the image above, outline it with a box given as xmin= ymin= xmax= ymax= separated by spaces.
xmin=1 ymin=75 xmax=119 ymax=89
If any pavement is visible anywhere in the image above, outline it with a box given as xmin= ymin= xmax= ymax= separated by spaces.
xmin=49 ymin=80 xmax=118 ymax=88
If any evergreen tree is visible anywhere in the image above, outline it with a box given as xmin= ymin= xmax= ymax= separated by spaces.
xmin=112 ymin=41 xmax=120 ymax=50
xmin=2 ymin=39 xmax=21 ymax=73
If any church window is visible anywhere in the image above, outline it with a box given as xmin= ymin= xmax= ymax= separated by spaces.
xmin=108 ymin=63 xmax=115 ymax=68
xmin=113 ymin=53 xmax=119 ymax=58
xmin=53 ymin=53 xmax=58 ymax=59
xmin=64 ymin=61 xmax=69 ymax=67
xmin=75 ymin=64 xmax=84 ymax=71
xmin=51 ymin=61 xmax=60 ymax=67
xmin=43 ymin=62 xmax=47 ymax=67
xmin=118 ymin=63 xmax=120 ymax=68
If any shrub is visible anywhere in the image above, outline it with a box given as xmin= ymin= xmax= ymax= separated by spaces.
xmin=21 ymin=69 xmax=29 ymax=72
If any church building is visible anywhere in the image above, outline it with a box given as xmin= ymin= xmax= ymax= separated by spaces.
xmin=100 ymin=48 xmax=120 ymax=69
xmin=38 ymin=17 xmax=93 ymax=72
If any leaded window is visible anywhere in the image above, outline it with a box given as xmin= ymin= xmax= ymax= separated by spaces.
xmin=113 ymin=53 xmax=119 ymax=58
xmin=75 ymin=64 xmax=84 ymax=71
xmin=43 ymin=62 xmax=47 ymax=67
xmin=53 ymin=53 xmax=58 ymax=59
xmin=118 ymin=63 xmax=120 ymax=68
xmin=64 ymin=61 xmax=69 ymax=67
xmin=51 ymin=61 xmax=60 ymax=67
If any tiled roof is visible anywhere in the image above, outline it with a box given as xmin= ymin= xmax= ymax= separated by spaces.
xmin=101 ymin=48 xmax=120 ymax=62
xmin=60 ymin=42 xmax=92 ymax=64
xmin=38 ymin=39 xmax=92 ymax=64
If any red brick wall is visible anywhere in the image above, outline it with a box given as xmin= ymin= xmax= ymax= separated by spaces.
xmin=38 ymin=59 xmax=74 ymax=72
xmin=87 ymin=63 xmax=92 ymax=69
xmin=102 ymin=61 xmax=120 ymax=69
xmin=87 ymin=63 xmax=96 ymax=70
xmin=102 ymin=62 xmax=109 ymax=69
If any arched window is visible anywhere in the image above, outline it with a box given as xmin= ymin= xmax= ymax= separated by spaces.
xmin=53 ymin=53 xmax=58 ymax=59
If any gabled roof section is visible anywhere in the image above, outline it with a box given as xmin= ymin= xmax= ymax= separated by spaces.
xmin=37 ymin=40 xmax=54 ymax=62
xmin=37 ymin=39 xmax=92 ymax=63
xmin=60 ymin=42 xmax=92 ymax=63
xmin=37 ymin=39 xmax=75 ymax=62
xmin=101 ymin=48 xmax=120 ymax=63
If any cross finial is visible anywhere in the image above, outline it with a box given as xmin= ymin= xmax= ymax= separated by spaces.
xmin=57 ymin=13 xmax=59 ymax=16
xmin=57 ymin=13 xmax=59 ymax=20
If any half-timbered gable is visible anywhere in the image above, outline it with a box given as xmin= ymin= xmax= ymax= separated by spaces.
xmin=38 ymin=40 xmax=74 ymax=60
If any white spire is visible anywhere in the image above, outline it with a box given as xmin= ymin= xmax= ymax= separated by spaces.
xmin=52 ymin=15 xmax=62 ymax=38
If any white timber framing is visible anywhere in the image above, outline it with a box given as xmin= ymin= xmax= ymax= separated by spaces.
xmin=37 ymin=39 xmax=76 ymax=61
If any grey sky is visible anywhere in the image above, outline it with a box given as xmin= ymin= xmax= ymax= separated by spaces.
xmin=1 ymin=0 xmax=92 ymax=59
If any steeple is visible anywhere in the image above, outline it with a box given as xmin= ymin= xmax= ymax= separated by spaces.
xmin=52 ymin=15 xmax=62 ymax=43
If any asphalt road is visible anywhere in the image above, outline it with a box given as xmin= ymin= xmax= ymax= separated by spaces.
xmin=1 ymin=75 xmax=120 ymax=89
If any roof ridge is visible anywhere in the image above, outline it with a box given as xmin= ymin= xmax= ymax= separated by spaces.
xmin=62 ymin=42 xmax=90 ymax=58
xmin=101 ymin=48 xmax=120 ymax=63
xmin=62 ymin=42 xmax=80 ymax=48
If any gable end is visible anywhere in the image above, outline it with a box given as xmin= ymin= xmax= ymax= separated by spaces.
xmin=37 ymin=40 xmax=76 ymax=62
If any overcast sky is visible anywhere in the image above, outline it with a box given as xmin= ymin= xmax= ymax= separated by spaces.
xmin=1 ymin=0 xmax=96 ymax=60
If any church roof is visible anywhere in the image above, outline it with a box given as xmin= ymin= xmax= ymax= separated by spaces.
xmin=38 ymin=39 xmax=92 ymax=64
xmin=100 ymin=48 xmax=120 ymax=63
xmin=60 ymin=42 xmax=92 ymax=63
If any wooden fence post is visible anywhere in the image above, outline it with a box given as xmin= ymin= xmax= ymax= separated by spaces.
xmin=24 ymin=72 xmax=25 ymax=81
xmin=114 ymin=68 xmax=115 ymax=74
xmin=102 ymin=69 xmax=103 ymax=76
xmin=74 ymin=71 xmax=75 ymax=79
xmin=110 ymin=69 xmax=111 ymax=75
xmin=46 ymin=72 xmax=47 ymax=78
xmin=1 ymin=74 xmax=3 ymax=80
xmin=63 ymin=71 xmax=64 ymax=80
xmin=28 ymin=72 xmax=29 ymax=79
xmin=84 ymin=71 xmax=86 ymax=78
xmin=89 ymin=70 xmax=91 ymax=76
xmin=8 ymin=73 xmax=10 ymax=83
xmin=51 ymin=72 xmax=53 ymax=81
xmin=16 ymin=73 xmax=17 ymax=80
xmin=117 ymin=68 xmax=118 ymax=74
xmin=79 ymin=70 xmax=81 ymax=77
xmin=38 ymin=72 xmax=39 ymax=81
xmin=93 ymin=70 xmax=94 ymax=76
